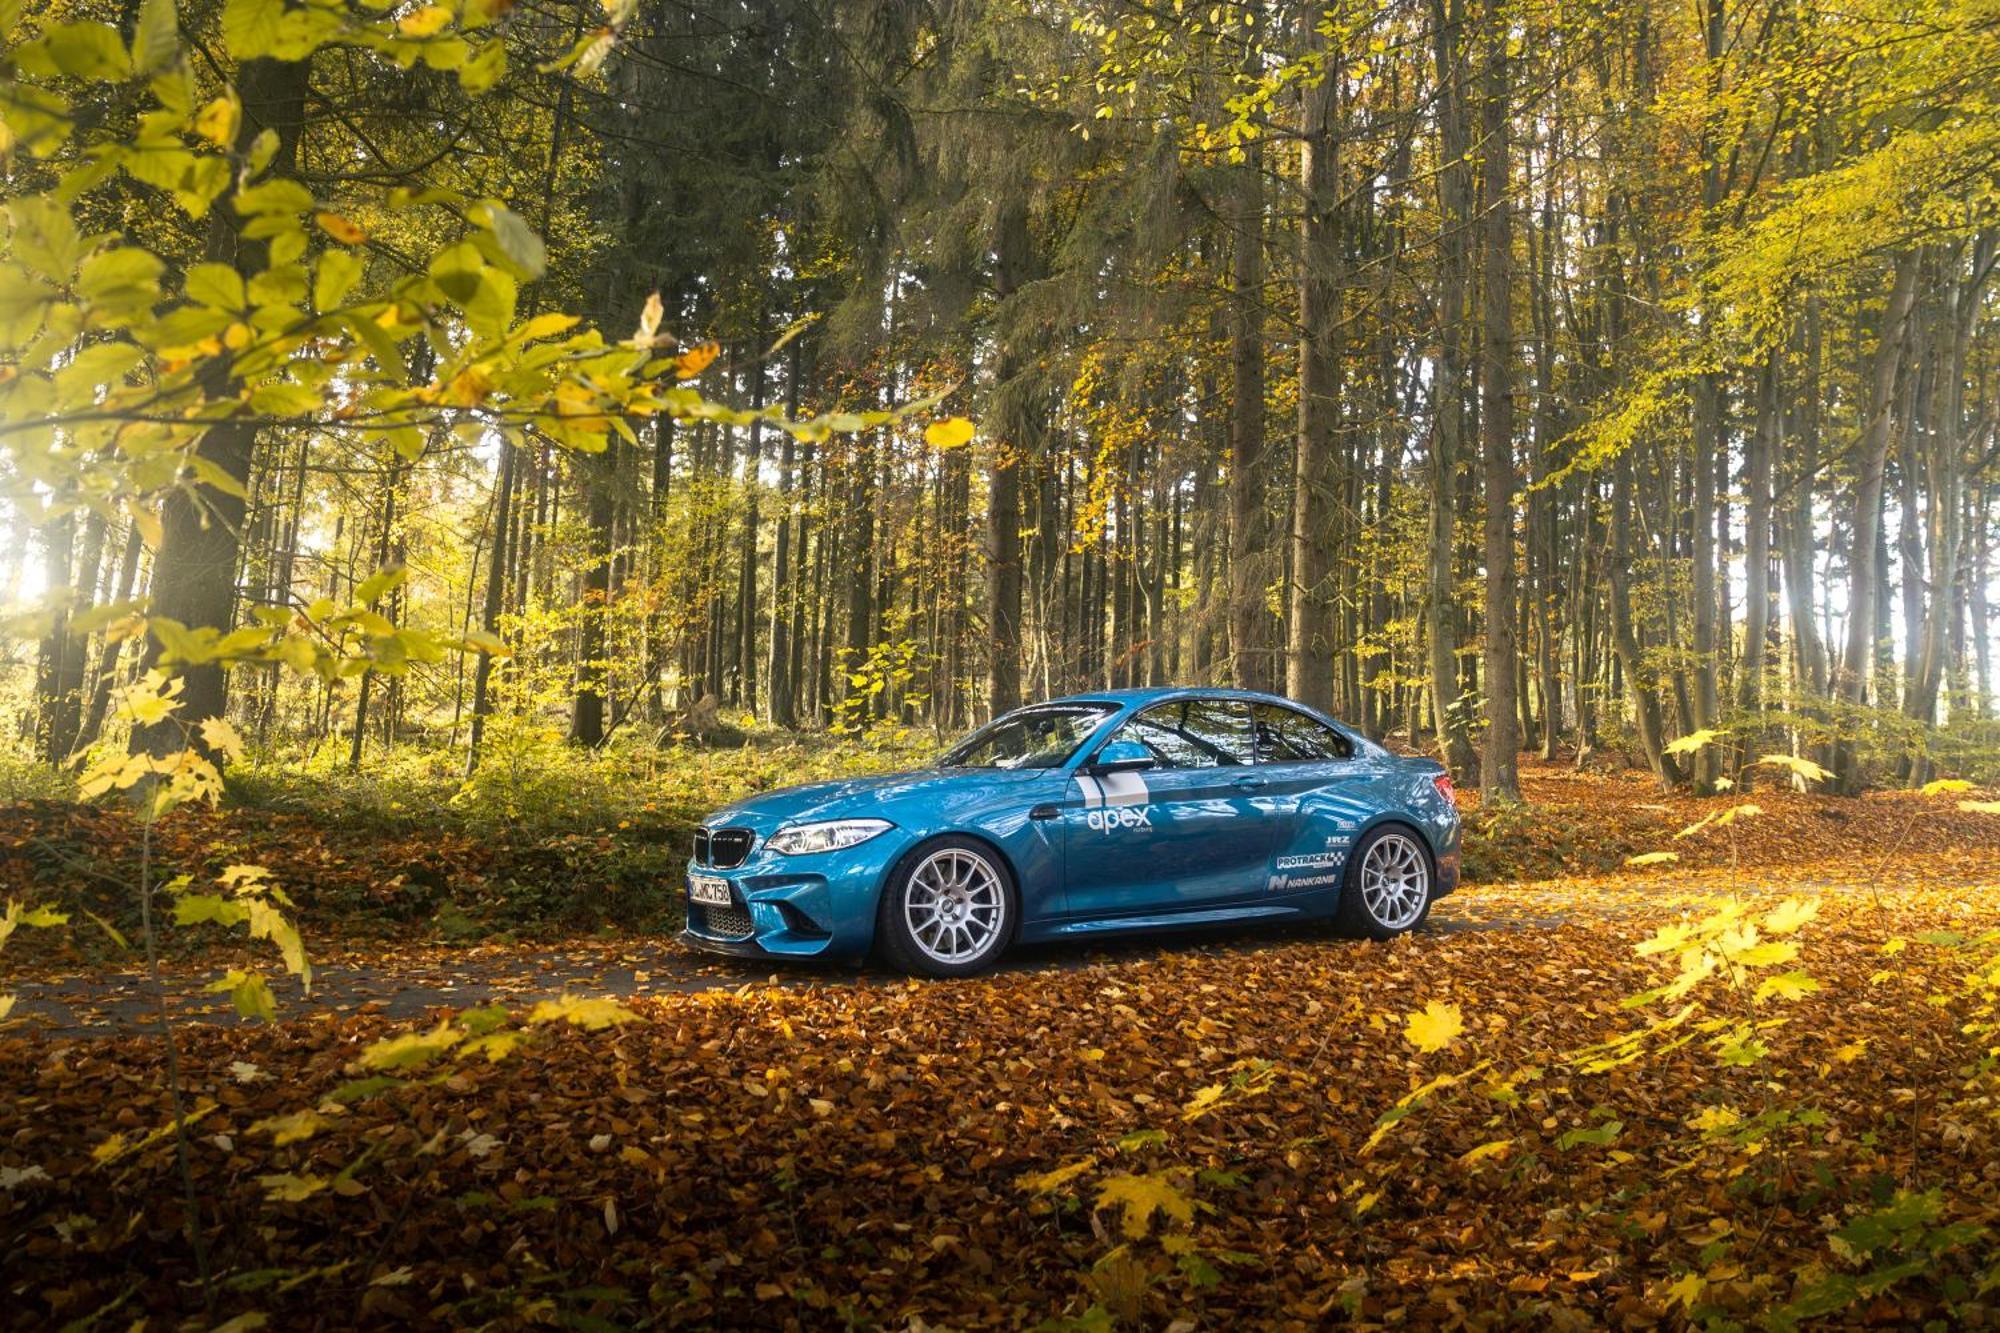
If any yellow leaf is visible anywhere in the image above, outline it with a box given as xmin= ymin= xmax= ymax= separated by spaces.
xmin=1094 ymin=1170 xmax=1193 ymax=1238
xmin=0 ymin=994 xmax=14 ymax=1022
xmin=1686 ymin=1105 xmax=1740 ymax=1133
xmin=259 ymin=1172 xmax=328 ymax=1202
xmin=631 ymin=290 xmax=664 ymax=347
xmin=1755 ymin=752 xmax=1834 ymax=784
xmin=315 ymin=212 xmax=368 ymax=245
xmin=1635 ymin=921 xmax=1695 ymax=957
xmin=1625 ymin=851 xmax=1679 ymax=867
xmin=397 ymin=4 xmax=453 ymax=37
xmin=1919 ymin=778 xmax=1973 ymax=796
xmin=1760 ymin=897 xmax=1819 ymax=934
xmin=673 ymin=341 xmax=719 ymax=379
xmin=1958 ymin=800 xmax=2000 ymax=815
xmin=1832 ymin=1038 xmax=1868 ymax=1063
xmin=1753 ymin=970 xmax=1819 ymax=1003
xmin=1457 ymin=1138 xmax=1513 ymax=1167
xmin=1019 ymin=1156 xmax=1096 ymax=1195
xmin=1665 ymin=1272 xmax=1704 ymax=1309
xmin=199 ymin=716 xmax=246 ymax=760
xmin=527 ymin=994 xmax=640 ymax=1031
xmin=1403 ymin=1000 xmax=1465 ymax=1054
xmin=923 ymin=416 xmax=976 ymax=449
xmin=1665 ymin=728 xmax=1724 ymax=756
xmin=250 ymin=1109 xmax=335 ymax=1146
xmin=114 ymin=670 xmax=184 ymax=726
xmin=193 ymin=93 xmax=239 ymax=148
xmin=1182 ymin=1083 xmax=1226 ymax=1120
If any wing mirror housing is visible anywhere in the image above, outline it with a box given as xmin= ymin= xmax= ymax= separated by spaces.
xmin=1085 ymin=738 xmax=1156 ymax=775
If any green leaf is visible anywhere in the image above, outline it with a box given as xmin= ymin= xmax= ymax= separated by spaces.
xmin=233 ymin=178 xmax=314 ymax=217
xmin=475 ymin=203 xmax=546 ymax=278
xmin=457 ymin=38 xmax=506 ymax=93
xmin=41 ymin=23 xmax=130 ymax=81
xmin=131 ymin=0 xmax=180 ymax=73
xmin=185 ymin=262 xmax=246 ymax=311
xmin=360 ymin=1020 xmax=464 ymax=1071
xmin=76 ymin=247 xmax=164 ymax=318
xmin=207 ymin=968 xmax=277 ymax=1021
xmin=1557 ymin=1119 xmax=1624 ymax=1150
xmin=461 ymin=266 xmax=517 ymax=339
xmin=314 ymin=249 xmax=363 ymax=311
xmin=353 ymin=567 xmax=406 ymax=607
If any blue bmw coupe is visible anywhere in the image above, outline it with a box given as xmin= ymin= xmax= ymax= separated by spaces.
xmin=682 ymin=687 xmax=1461 ymax=977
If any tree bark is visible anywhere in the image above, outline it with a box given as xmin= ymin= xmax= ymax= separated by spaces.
xmin=1477 ymin=0 xmax=1521 ymax=802
xmin=1286 ymin=42 xmax=1342 ymax=712
xmin=1830 ymin=253 xmax=1920 ymax=792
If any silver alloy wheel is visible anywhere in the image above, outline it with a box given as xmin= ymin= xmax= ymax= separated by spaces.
xmin=903 ymin=847 xmax=1007 ymax=965
xmin=1360 ymin=832 xmax=1429 ymax=930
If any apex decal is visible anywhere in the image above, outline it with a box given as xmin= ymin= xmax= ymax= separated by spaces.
xmin=1085 ymin=806 xmax=1154 ymax=832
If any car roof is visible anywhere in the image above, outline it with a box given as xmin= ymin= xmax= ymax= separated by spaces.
xmin=1040 ymin=686 xmax=1316 ymax=710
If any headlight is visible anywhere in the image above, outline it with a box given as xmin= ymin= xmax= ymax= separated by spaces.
xmin=766 ymin=819 xmax=893 ymax=856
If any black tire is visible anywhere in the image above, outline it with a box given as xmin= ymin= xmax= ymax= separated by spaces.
xmin=1332 ymin=824 xmax=1435 ymax=941
xmin=874 ymin=836 xmax=1019 ymax=978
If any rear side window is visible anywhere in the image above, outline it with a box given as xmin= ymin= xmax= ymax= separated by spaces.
xmin=1252 ymin=703 xmax=1353 ymax=762
xmin=1116 ymin=699 xmax=1256 ymax=768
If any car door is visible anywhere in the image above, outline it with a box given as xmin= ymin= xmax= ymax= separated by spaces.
xmin=1061 ymin=698 xmax=1279 ymax=919
xmin=1249 ymin=702 xmax=1372 ymax=894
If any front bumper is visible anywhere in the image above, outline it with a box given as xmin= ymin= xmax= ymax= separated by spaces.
xmin=679 ymin=827 xmax=916 ymax=961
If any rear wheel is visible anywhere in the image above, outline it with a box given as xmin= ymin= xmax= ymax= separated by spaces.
xmin=1333 ymin=825 xmax=1433 ymax=940
xmin=876 ymin=837 xmax=1016 ymax=978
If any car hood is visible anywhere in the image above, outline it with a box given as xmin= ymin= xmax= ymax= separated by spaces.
xmin=705 ymin=767 xmax=1053 ymax=831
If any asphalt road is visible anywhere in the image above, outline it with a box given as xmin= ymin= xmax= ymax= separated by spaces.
xmin=1 ymin=870 xmax=1846 ymax=1039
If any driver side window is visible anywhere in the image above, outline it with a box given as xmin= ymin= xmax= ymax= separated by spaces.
xmin=1115 ymin=700 xmax=1256 ymax=769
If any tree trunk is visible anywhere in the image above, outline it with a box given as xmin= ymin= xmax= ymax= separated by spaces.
xmin=1227 ymin=110 xmax=1272 ymax=691
xmin=1286 ymin=40 xmax=1342 ymax=712
xmin=137 ymin=56 xmax=310 ymax=760
xmin=1427 ymin=0 xmax=1478 ymax=782
xmin=1477 ymin=0 xmax=1521 ymax=802
xmin=1830 ymin=253 xmax=1920 ymax=792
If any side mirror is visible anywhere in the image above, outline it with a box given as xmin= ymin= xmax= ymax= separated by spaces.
xmin=1086 ymin=739 xmax=1155 ymax=775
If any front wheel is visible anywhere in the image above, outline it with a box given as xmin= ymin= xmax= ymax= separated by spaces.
xmin=1333 ymin=825 xmax=1434 ymax=940
xmin=875 ymin=837 xmax=1017 ymax=978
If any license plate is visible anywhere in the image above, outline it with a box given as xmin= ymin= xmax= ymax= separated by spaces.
xmin=688 ymin=874 xmax=732 ymax=907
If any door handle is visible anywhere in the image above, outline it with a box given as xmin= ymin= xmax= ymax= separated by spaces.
xmin=1232 ymin=775 xmax=1268 ymax=791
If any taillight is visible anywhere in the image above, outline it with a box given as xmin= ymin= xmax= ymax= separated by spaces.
xmin=1433 ymin=772 xmax=1456 ymax=805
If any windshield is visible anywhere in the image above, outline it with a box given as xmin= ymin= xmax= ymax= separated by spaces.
xmin=936 ymin=703 xmax=1117 ymax=770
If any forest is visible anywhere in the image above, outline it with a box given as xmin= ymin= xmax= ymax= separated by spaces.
xmin=3 ymin=0 xmax=2000 ymax=1327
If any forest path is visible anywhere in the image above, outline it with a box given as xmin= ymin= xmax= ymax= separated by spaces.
xmin=8 ymin=858 xmax=1928 ymax=1038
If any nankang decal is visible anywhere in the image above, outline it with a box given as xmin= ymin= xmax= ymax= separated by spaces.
xmin=1269 ymin=870 xmax=1342 ymax=892
xmin=1275 ymin=851 xmax=1346 ymax=871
